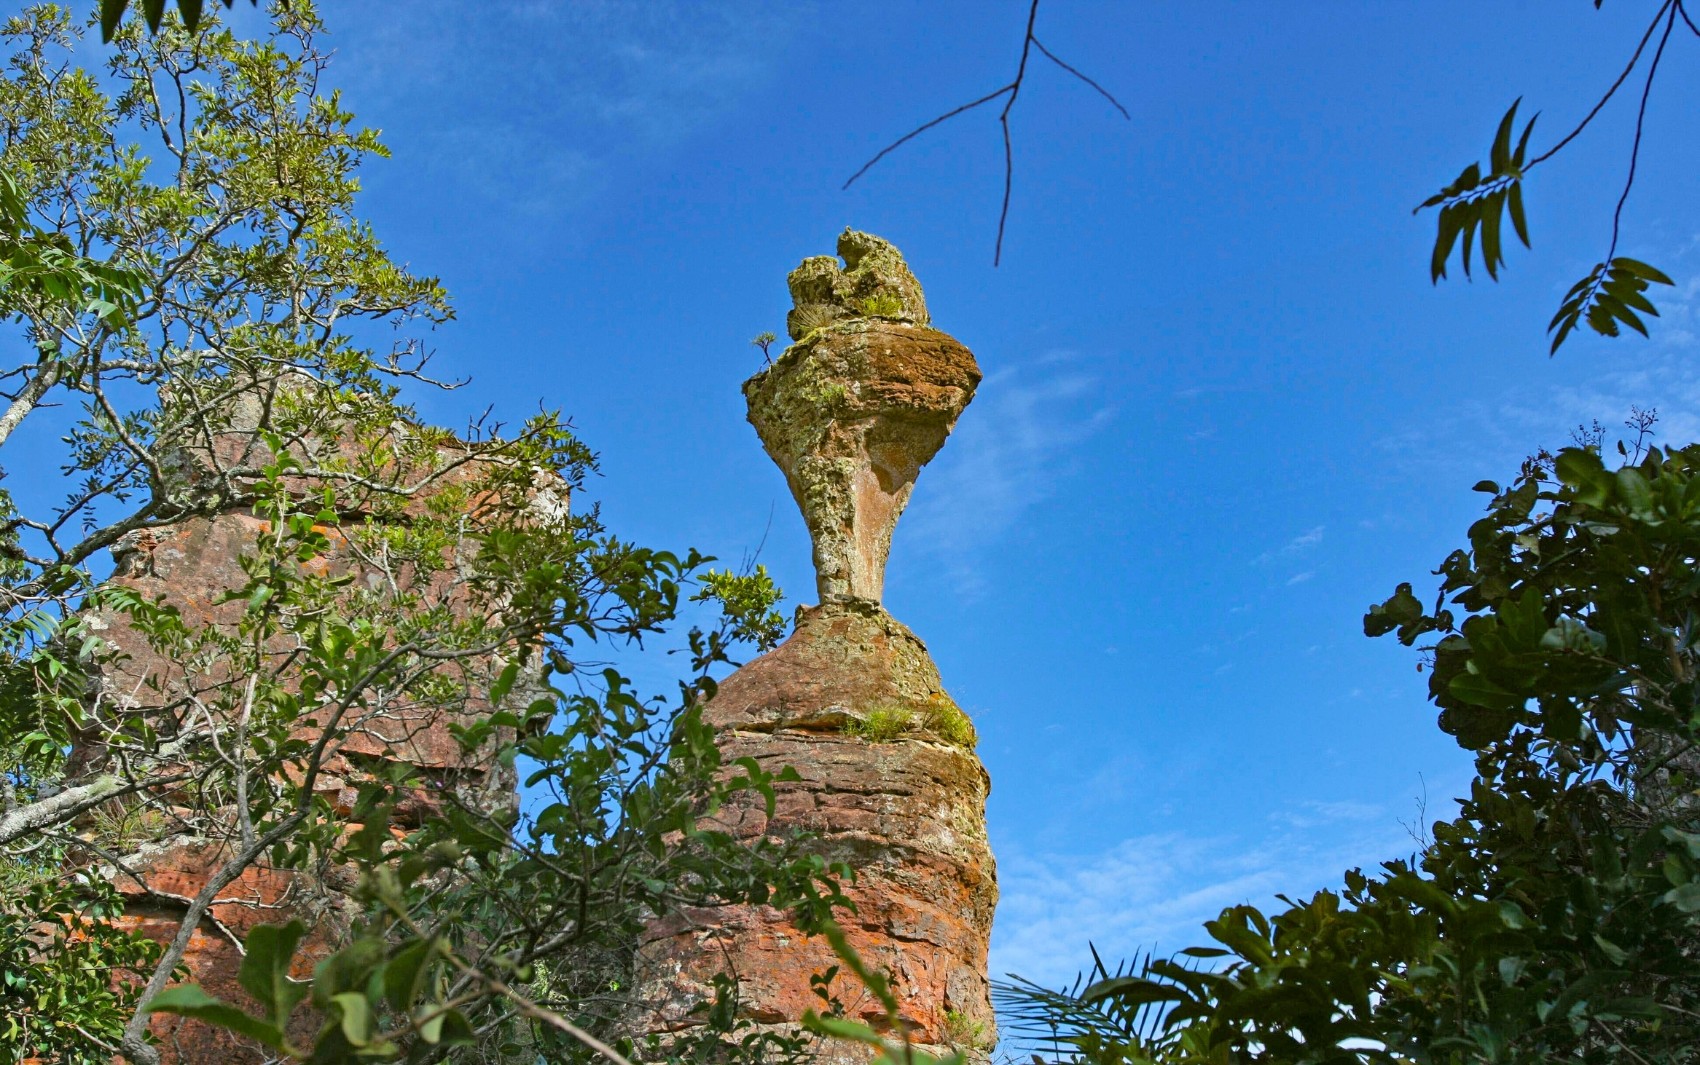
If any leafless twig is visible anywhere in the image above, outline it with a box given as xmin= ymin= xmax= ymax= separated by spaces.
xmin=843 ymin=0 xmax=1129 ymax=266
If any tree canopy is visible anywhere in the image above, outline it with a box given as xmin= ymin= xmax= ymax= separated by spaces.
xmin=0 ymin=6 xmax=846 ymax=1062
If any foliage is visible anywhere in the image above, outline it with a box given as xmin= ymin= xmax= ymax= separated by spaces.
xmin=0 ymin=845 xmax=163 ymax=1064
xmin=845 ymin=704 xmax=917 ymax=743
xmin=1001 ymin=421 xmax=1700 ymax=1063
xmin=921 ymin=698 xmax=977 ymax=749
xmin=693 ymin=564 xmax=788 ymax=655
xmin=97 ymin=0 xmax=252 ymax=40
xmin=1417 ymin=0 xmax=1692 ymax=353
xmin=844 ymin=699 xmax=975 ymax=749
xmin=0 ymin=6 xmax=853 ymax=1064
xmin=0 ymin=170 xmax=140 ymax=330
xmin=994 ymin=949 xmax=1181 ymax=1063
xmin=859 ymin=294 xmax=905 ymax=317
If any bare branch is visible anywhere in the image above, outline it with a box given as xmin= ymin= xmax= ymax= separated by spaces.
xmin=1031 ymin=37 xmax=1131 ymax=120
xmin=1530 ymin=0 xmax=1674 ymax=168
xmin=842 ymin=0 xmax=1125 ymax=266
xmin=841 ymin=84 xmax=1014 ymax=192
xmin=1605 ymin=3 xmax=1676 ymax=262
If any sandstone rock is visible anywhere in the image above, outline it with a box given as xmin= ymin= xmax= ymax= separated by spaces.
xmin=641 ymin=607 xmax=996 ymax=1063
xmin=745 ymin=320 xmax=979 ymax=604
xmin=71 ymin=430 xmax=540 ymax=1063
xmin=785 ymin=229 xmax=930 ymax=342
xmin=648 ymin=232 xmax=996 ymax=1063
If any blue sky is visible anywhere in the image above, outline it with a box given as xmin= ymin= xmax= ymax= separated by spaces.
xmin=201 ymin=0 xmax=1700 ymax=986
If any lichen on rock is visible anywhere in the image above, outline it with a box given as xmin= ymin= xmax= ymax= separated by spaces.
xmin=748 ymin=233 xmax=978 ymax=606
xmin=647 ymin=230 xmax=997 ymax=1064
xmin=784 ymin=228 xmax=930 ymax=342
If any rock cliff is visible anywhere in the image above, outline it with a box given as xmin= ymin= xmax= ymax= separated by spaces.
xmin=644 ymin=231 xmax=997 ymax=1061
xmin=73 ymin=395 xmax=540 ymax=1063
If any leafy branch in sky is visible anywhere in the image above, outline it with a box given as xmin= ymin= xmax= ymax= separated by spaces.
xmin=1418 ymin=0 xmax=1695 ymax=354
xmin=96 ymin=0 xmax=250 ymax=41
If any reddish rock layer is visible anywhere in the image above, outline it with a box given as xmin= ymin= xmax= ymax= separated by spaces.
xmin=643 ymin=606 xmax=997 ymax=1063
xmin=642 ymin=233 xmax=996 ymax=1061
xmin=76 ymin=443 xmax=535 ymax=1063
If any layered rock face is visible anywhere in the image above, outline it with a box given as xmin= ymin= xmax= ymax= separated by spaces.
xmin=645 ymin=231 xmax=997 ymax=1060
xmin=75 ymin=404 xmax=539 ymax=1063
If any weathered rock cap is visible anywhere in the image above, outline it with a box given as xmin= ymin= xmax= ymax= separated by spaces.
xmin=704 ymin=599 xmax=978 ymax=753
xmin=749 ymin=229 xmax=978 ymax=605
xmin=786 ymin=228 xmax=930 ymax=341
xmin=743 ymin=319 xmax=979 ymax=604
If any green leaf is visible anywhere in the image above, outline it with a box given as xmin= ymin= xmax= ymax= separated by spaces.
xmin=383 ymin=937 xmax=438 ymax=1012
xmin=417 ymin=1005 xmax=476 ymax=1045
xmin=1664 ymin=881 xmax=1700 ymax=913
xmin=101 ymin=0 xmax=127 ymax=39
xmin=1489 ymin=100 xmax=1519 ymax=174
xmin=1481 ymin=189 xmax=1504 ymax=279
xmin=1431 ymin=205 xmax=1464 ymax=282
xmin=1082 ymin=976 xmax=1190 ymax=1007
xmin=332 ymin=992 xmax=372 ymax=1046
xmin=1364 ymin=581 xmax=1425 ymax=640
xmin=147 ymin=985 xmax=289 ymax=1050
xmin=1613 ymin=257 xmax=1673 ymax=285
xmin=1460 ymin=210 xmax=1479 ymax=278
xmin=1615 ymin=467 xmax=1655 ymax=517
xmin=1513 ymin=111 xmax=1538 ymax=168
xmin=237 ymin=920 xmax=311 ymax=1027
xmin=490 ymin=660 xmax=521 ymax=705
xmin=1448 ymin=670 xmax=1523 ymax=711
xmin=1555 ymin=448 xmax=1613 ymax=506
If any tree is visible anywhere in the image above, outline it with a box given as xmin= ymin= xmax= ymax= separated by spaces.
xmin=0 ymin=5 xmax=844 ymax=1063
xmin=998 ymin=416 xmax=1700 ymax=1063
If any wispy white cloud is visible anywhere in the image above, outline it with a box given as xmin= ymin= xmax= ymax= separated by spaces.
xmin=331 ymin=1 xmax=811 ymax=218
xmin=991 ymin=805 xmax=1416 ymax=987
xmin=1286 ymin=570 xmax=1315 ymax=586
xmin=1254 ymin=525 xmax=1324 ymax=565
xmin=902 ymin=360 xmax=1117 ymax=597
xmin=1383 ymin=252 xmax=1700 ymax=479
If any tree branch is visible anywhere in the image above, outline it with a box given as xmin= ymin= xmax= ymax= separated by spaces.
xmin=842 ymin=0 xmax=1125 ymax=266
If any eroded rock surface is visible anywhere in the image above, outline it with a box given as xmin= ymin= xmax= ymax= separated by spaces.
xmin=642 ymin=605 xmax=996 ymax=1062
xmin=76 ymin=429 xmax=537 ymax=1063
xmin=785 ymin=229 xmax=930 ymax=342
xmin=749 ymin=235 xmax=979 ymax=605
xmin=648 ymin=232 xmax=997 ymax=1063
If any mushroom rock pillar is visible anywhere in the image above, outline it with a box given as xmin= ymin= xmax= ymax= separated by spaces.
xmin=644 ymin=230 xmax=998 ymax=1061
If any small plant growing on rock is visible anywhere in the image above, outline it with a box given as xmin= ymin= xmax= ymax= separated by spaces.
xmin=804 ymin=380 xmax=848 ymax=406
xmin=843 ymin=698 xmax=976 ymax=749
xmin=922 ymin=697 xmax=977 ymax=750
xmin=942 ymin=1008 xmax=992 ymax=1053
xmin=751 ymin=331 xmax=778 ymax=365
xmin=844 ymin=703 xmax=916 ymax=743
xmin=860 ymin=293 xmax=905 ymax=317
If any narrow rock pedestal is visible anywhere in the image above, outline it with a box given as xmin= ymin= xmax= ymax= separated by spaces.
xmin=643 ymin=231 xmax=997 ymax=1062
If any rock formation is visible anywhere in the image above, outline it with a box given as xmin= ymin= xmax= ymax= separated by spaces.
xmin=644 ymin=230 xmax=997 ymax=1061
xmin=73 ymin=391 xmax=544 ymax=1063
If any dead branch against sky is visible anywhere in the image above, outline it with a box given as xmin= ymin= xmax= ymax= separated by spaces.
xmin=843 ymin=0 xmax=1130 ymax=266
